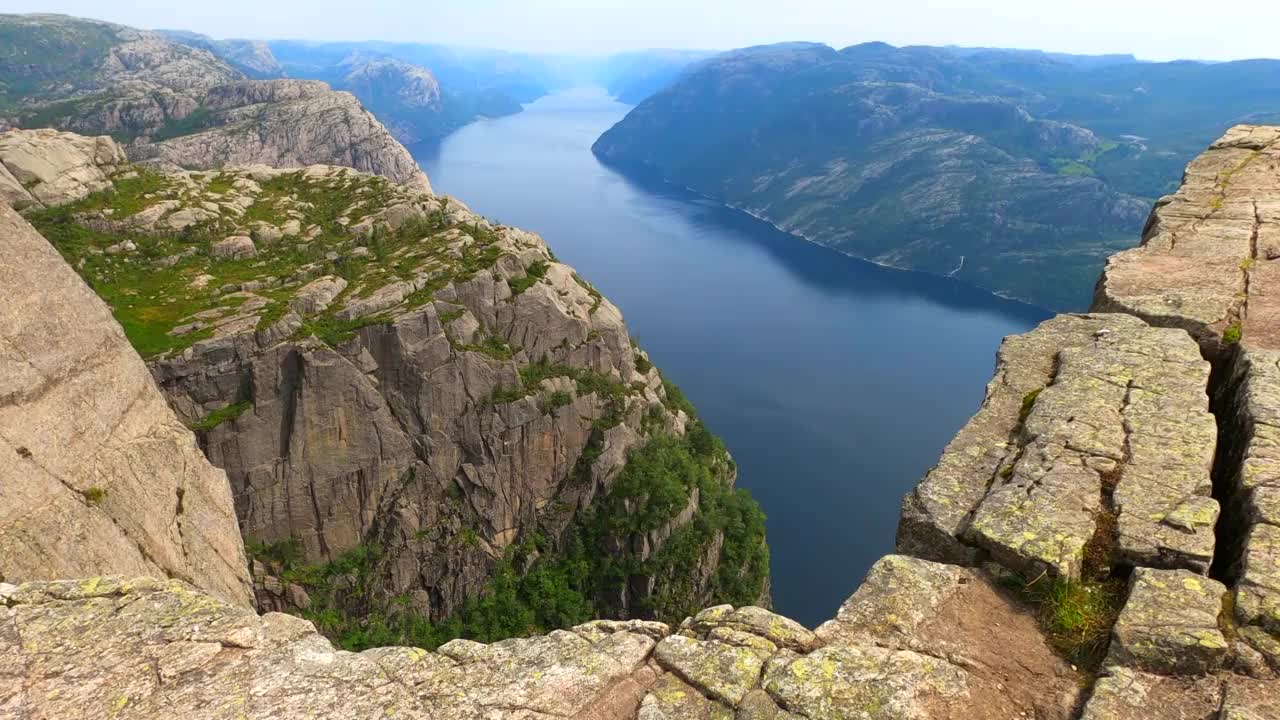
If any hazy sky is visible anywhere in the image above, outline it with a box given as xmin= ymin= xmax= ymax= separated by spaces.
xmin=2 ymin=0 xmax=1275 ymax=61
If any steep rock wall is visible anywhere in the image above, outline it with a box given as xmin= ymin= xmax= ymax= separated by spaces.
xmin=0 ymin=201 xmax=252 ymax=607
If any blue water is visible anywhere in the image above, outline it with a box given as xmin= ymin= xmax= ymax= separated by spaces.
xmin=416 ymin=87 xmax=1051 ymax=627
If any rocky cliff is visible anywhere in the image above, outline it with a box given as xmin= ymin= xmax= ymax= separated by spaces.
xmin=5 ymin=127 xmax=1280 ymax=718
xmin=0 ymin=186 xmax=251 ymax=608
xmin=3 ymin=128 xmax=767 ymax=642
xmin=0 ymin=14 xmax=430 ymax=192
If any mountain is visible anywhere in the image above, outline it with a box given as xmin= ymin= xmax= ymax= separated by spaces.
xmin=0 ymin=14 xmax=429 ymax=191
xmin=269 ymin=40 xmax=565 ymax=143
xmin=596 ymin=49 xmax=716 ymax=104
xmin=1 ymin=126 xmax=767 ymax=644
xmin=270 ymin=48 xmax=524 ymax=145
xmin=157 ymin=28 xmax=283 ymax=78
xmin=592 ymin=41 xmax=1280 ymax=310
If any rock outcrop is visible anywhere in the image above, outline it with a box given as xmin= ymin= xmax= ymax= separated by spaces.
xmin=0 ymin=555 xmax=1086 ymax=719
xmin=0 ymin=200 xmax=252 ymax=607
xmin=127 ymin=79 xmax=432 ymax=192
xmin=0 ymin=15 xmax=431 ymax=192
xmin=0 ymin=128 xmax=127 ymax=209
xmin=12 ymin=129 xmax=766 ymax=632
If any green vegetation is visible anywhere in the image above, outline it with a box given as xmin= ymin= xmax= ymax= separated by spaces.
xmin=542 ymin=390 xmax=573 ymax=412
xmin=1018 ymin=388 xmax=1043 ymax=423
xmin=508 ymin=260 xmax=549 ymax=295
xmin=249 ymin=404 xmax=766 ymax=652
xmin=190 ymin=401 xmax=253 ymax=432
xmin=1015 ymin=574 xmax=1123 ymax=668
xmin=1224 ymin=322 xmax=1243 ymax=345
xmin=150 ymin=107 xmax=218 ymax=142
xmin=82 ymin=486 xmax=108 ymax=506
xmin=28 ymin=167 xmax=513 ymax=359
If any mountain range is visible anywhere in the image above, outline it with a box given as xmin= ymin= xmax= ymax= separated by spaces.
xmin=592 ymin=41 xmax=1280 ymax=309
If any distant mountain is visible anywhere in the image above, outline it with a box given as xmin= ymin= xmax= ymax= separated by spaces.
xmin=157 ymin=29 xmax=283 ymax=78
xmin=596 ymin=49 xmax=716 ymax=104
xmin=0 ymin=14 xmax=429 ymax=190
xmin=268 ymin=41 xmax=556 ymax=143
xmin=593 ymin=42 xmax=1280 ymax=310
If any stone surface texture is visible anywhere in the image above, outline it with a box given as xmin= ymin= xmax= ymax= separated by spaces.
xmin=0 ymin=201 xmax=252 ymax=607
xmin=900 ymin=312 xmax=1217 ymax=578
xmin=1 ymin=555 xmax=1086 ymax=720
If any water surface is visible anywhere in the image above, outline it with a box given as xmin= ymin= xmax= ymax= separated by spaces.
xmin=416 ymin=88 xmax=1051 ymax=626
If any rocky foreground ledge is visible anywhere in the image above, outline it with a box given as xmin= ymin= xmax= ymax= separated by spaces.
xmin=0 ymin=556 xmax=1089 ymax=719
xmin=5 ymin=127 xmax=1280 ymax=718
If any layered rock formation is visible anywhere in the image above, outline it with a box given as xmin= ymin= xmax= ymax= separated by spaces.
xmin=0 ymin=14 xmax=430 ymax=192
xmin=8 ymin=128 xmax=766 ymax=635
xmin=157 ymin=29 xmax=284 ymax=78
xmin=0 ymin=200 xmax=251 ymax=607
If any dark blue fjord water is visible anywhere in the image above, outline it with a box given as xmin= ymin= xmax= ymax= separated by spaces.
xmin=416 ymin=87 xmax=1051 ymax=627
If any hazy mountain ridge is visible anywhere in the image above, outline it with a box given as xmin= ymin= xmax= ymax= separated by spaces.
xmin=593 ymin=41 xmax=1280 ymax=309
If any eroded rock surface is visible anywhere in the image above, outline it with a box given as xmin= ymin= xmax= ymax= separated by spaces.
xmin=0 ymin=576 xmax=662 ymax=719
xmin=0 ymin=202 xmax=252 ymax=606
xmin=900 ymin=313 xmax=1217 ymax=578
xmin=1094 ymin=124 xmax=1280 ymax=356
xmin=0 ymin=555 xmax=1086 ymax=720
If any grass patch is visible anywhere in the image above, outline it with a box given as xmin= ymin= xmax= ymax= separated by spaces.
xmin=456 ymin=334 xmax=516 ymax=360
xmin=508 ymin=261 xmax=549 ymax=295
xmin=543 ymin=390 xmax=574 ymax=412
xmin=190 ymin=401 xmax=253 ymax=432
xmin=1224 ymin=322 xmax=1243 ymax=345
xmin=297 ymin=314 xmax=394 ymax=347
xmin=1016 ymin=574 xmax=1124 ymax=668
xmin=82 ymin=486 xmax=107 ymax=506
xmin=1019 ymin=388 xmax=1043 ymax=423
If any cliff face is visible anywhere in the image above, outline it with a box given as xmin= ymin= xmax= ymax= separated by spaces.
xmin=6 ymin=127 xmax=1280 ymax=718
xmin=0 ymin=14 xmax=430 ymax=192
xmin=0 ymin=197 xmax=252 ymax=607
xmin=7 ymin=128 xmax=767 ymax=639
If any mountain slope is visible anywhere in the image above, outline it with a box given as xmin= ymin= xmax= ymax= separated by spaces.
xmin=157 ymin=29 xmax=284 ymax=78
xmin=0 ymin=14 xmax=429 ymax=191
xmin=593 ymin=42 xmax=1280 ymax=310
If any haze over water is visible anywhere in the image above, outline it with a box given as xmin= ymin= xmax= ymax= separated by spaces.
xmin=417 ymin=87 xmax=1051 ymax=626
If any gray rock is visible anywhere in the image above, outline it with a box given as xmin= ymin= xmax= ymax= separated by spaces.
xmin=1106 ymin=568 xmax=1228 ymax=674
xmin=0 ymin=576 xmax=661 ymax=719
xmin=0 ymin=128 xmax=127 ymax=208
xmin=211 ymin=234 xmax=256 ymax=259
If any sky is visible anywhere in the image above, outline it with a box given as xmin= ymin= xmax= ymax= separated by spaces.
xmin=1 ymin=0 xmax=1276 ymax=62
